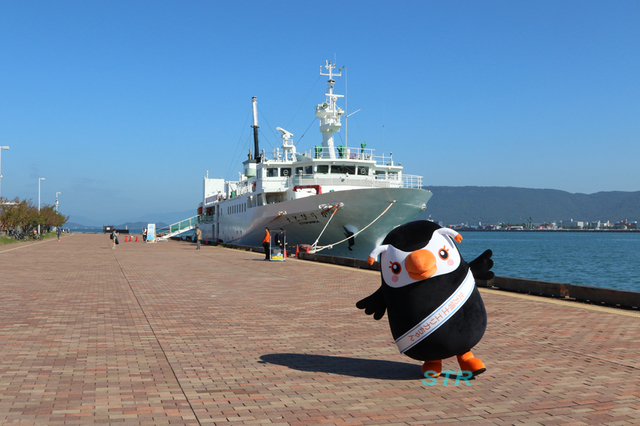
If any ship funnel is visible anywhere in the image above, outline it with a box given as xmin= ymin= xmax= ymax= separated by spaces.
xmin=251 ymin=97 xmax=260 ymax=163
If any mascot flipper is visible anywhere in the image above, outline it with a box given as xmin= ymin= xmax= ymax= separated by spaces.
xmin=357 ymin=221 xmax=493 ymax=378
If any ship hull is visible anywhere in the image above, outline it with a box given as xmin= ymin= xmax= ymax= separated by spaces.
xmin=200 ymin=187 xmax=432 ymax=260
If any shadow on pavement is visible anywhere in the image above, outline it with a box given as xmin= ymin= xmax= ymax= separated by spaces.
xmin=259 ymin=353 xmax=421 ymax=380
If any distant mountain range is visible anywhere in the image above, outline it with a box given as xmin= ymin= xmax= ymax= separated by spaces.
xmin=416 ymin=186 xmax=640 ymax=225
xmin=65 ymin=221 xmax=169 ymax=230
xmin=66 ymin=209 xmax=194 ymax=228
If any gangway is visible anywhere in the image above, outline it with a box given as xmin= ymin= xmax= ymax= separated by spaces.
xmin=155 ymin=215 xmax=201 ymax=241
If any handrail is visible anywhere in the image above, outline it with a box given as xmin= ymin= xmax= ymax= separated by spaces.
xmin=156 ymin=215 xmax=202 ymax=236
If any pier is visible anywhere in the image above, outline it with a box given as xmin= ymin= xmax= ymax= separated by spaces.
xmin=1 ymin=235 xmax=639 ymax=425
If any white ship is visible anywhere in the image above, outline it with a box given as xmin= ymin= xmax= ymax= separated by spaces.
xmin=197 ymin=61 xmax=432 ymax=259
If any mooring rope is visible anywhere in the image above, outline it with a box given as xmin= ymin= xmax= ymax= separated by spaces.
xmin=311 ymin=204 xmax=341 ymax=248
xmin=313 ymin=200 xmax=396 ymax=252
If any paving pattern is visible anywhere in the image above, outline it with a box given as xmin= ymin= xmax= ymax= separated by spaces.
xmin=0 ymin=234 xmax=639 ymax=425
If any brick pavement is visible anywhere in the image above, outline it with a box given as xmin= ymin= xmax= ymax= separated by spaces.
xmin=0 ymin=234 xmax=639 ymax=425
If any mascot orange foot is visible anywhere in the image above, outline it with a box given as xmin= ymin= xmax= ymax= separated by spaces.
xmin=421 ymin=352 xmax=486 ymax=378
xmin=457 ymin=351 xmax=486 ymax=376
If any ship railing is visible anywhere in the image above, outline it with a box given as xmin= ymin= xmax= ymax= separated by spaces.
xmin=248 ymin=172 xmax=424 ymax=195
xmin=292 ymin=146 xmax=398 ymax=165
xmin=290 ymin=175 xmax=404 ymax=189
xmin=402 ymin=174 xmax=423 ymax=189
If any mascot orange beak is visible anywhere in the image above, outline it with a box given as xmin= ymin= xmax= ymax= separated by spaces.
xmin=405 ymin=249 xmax=437 ymax=281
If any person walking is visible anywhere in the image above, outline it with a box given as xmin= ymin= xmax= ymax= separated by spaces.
xmin=111 ymin=229 xmax=119 ymax=249
xmin=56 ymin=227 xmax=61 ymax=241
xmin=195 ymin=226 xmax=202 ymax=250
xmin=262 ymin=227 xmax=271 ymax=260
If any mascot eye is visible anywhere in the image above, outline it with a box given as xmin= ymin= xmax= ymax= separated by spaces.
xmin=438 ymin=246 xmax=449 ymax=260
xmin=389 ymin=261 xmax=402 ymax=275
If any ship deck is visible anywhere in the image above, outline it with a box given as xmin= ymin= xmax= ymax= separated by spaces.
xmin=1 ymin=234 xmax=639 ymax=425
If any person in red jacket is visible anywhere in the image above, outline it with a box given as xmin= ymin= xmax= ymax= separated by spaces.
xmin=262 ymin=227 xmax=271 ymax=260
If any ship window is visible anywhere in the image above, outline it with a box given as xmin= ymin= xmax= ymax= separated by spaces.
xmin=317 ymin=165 xmax=329 ymax=174
xmin=331 ymin=165 xmax=355 ymax=175
xmin=295 ymin=167 xmax=303 ymax=175
xmin=358 ymin=166 xmax=369 ymax=176
xmin=305 ymin=165 xmax=313 ymax=174
xmin=388 ymin=172 xmax=398 ymax=180
xmin=267 ymin=168 xmax=278 ymax=177
xmin=281 ymin=168 xmax=292 ymax=177
xmin=375 ymin=170 xmax=386 ymax=180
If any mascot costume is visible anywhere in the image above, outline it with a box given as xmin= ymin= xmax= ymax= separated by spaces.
xmin=356 ymin=221 xmax=494 ymax=377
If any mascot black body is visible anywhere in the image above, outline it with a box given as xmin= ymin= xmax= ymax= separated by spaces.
xmin=356 ymin=221 xmax=494 ymax=377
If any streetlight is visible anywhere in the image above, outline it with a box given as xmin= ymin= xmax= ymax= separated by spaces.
xmin=0 ymin=146 xmax=9 ymax=199
xmin=38 ymin=178 xmax=45 ymax=236
xmin=55 ymin=192 xmax=61 ymax=212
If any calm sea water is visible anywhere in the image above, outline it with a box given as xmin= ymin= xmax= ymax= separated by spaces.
xmin=456 ymin=231 xmax=640 ymax=292
xmin=72 ymin=228 xmax=639 ymax=292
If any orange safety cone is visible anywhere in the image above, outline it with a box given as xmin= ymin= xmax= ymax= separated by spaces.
xmin=306 ymin=245 xmax=309 ymax=254
xmin=295 ymin=245 xmax=299 ymax=258
xmin=206 ymin=238 xmax=209 ymax=245
xmin=135 ymin=235 xmax=139 ymax=242
xmin=284 ymin=247 xmax=287 ymax=259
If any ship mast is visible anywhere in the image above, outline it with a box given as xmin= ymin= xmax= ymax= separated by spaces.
xmin=315 ymin=61 xmax=344 ymax=159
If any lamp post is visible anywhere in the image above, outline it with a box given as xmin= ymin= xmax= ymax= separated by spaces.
xmin=55 ymin=192 xmax=61 ymax=212
xmin=38 ymin=178 xmax=45 ymax=236
xmin=0 ymin=146 xmax=9 ymax=199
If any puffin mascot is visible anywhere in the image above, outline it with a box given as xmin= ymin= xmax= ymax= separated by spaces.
xmin=356 ymin=220 xmax=494 ymax=378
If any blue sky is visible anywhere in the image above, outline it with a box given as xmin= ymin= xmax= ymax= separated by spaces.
xmin=1 ymin=1 xmax=638 ymax=225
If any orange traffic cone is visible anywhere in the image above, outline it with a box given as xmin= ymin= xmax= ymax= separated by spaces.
xmin=206 ymin=238 xmax=209 ymax=245
xmin=295 ymin=245 xmax=299 ymax=258
xmin=135 ymin=235 xmax=139 ymax=242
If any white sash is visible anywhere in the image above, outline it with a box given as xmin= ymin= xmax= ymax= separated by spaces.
xmin=395 ymin=269 xmax=475 ymax=354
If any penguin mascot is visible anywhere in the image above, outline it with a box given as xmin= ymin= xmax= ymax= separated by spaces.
xmin=356 ymin=220 xmax=494 ymax=378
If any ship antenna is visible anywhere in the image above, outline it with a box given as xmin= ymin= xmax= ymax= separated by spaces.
xmin=316 ymin=61 xmax=344 ymax=159
xmin=251 ymin=96 xmax=261 ymax=163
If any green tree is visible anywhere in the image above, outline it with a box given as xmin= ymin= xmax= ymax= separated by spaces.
xmin=0 ymin=197 xmax=68 ymax=236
